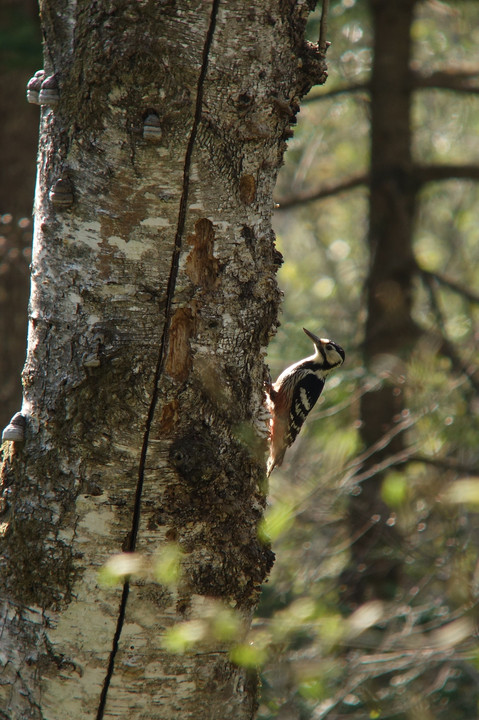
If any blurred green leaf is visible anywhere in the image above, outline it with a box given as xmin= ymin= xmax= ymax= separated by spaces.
xmin=162 ymin=621 xmax=206 ymax=654
xmin=381 ymin=473 xmax=409 ymax=508
xmin=230 ymin=642 xmax=268 ymax=669
xmin=99 ymin=553 xmax=143 ymax=587
xmin=154 ymin=543 xmax=183 ymax=586
xmin=258 ymin=500 xmax=295 ymax=542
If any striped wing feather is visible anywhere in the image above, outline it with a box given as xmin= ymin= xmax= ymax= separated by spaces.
xmin=286 ymin=371 xmax=324 ymax=446
xmin=268 ymin=369 xmax=324 ymax=473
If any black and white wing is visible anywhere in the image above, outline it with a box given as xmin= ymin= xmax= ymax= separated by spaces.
xmin=285 ymin=369 xmax=325 ymax=447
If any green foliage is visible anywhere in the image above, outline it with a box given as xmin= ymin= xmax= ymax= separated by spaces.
xmin=154 ymin=542 xmax=184 ymax=586
xmin=262 ymin=0 xmax=479 ymax=718
xmin=99 ymin=552 xmax=144 ymax=586
xmin=259 ymin=500 xmax=296 ymax=543
xmin=163 ymin=620 xmax=207 ymax=654
xmin=230 ymin=642 xmax=269 ymax=669
xmin=4 ymin=0 xmax=479 ymax=717
xmin=99 ymin=544 xmax=183 ymax=588
xmin=381 ymin=472 xmax=409 ymax=508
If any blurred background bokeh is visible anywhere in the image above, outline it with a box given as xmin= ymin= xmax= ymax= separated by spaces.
xmin=1 ymin=1 xmax=479 ymax=718
xmin=264 ymin=2 xmax=479 ymax=718
xmin=0 ymin=0 xmax=41 ymax=424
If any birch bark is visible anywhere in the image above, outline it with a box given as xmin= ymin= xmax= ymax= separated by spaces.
xmin=0 ymin=1 xmax=326 ymax=717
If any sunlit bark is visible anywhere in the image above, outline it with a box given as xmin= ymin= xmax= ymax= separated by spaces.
xmin=0 ymin=1 xmax=326 ymax=717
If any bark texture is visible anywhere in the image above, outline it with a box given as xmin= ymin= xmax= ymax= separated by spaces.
xmin=0 ymin=1 xmax=325 ymax=718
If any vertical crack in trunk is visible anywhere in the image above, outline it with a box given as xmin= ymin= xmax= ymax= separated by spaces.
xmin=95 ymin=2 xmax=221 ymax=716
xmin=95 ymin=582 xmax=130 ymax=720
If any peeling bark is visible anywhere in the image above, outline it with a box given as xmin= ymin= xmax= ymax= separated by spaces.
xmin=0 ymin=1 xmax=325 ymax=717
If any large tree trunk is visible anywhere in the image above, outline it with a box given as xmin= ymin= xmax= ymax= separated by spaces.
xmin=343 ymin=0 xmax=418 ymax=605
xmin=0 ymin=1 xmax=325 ymax=718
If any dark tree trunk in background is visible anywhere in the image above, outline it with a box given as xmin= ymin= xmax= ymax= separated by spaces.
xmin=0 ymin=1 xmax=325 ymax=717
xmin=0 ymin=221 xmax=30 ymax=426
xmin=0 ymin=0 xmax=41 ymax=428
xmin=0 ymin=68 xmax=38 ymax=218
xmin=0 ymin=0 xmax=40 ymax=217
xmin=343 ymin=0 xmax=419 ymax=605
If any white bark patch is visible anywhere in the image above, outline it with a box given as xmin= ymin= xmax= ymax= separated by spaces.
xmin=40 ymin=495 xmax=125 ymax=715
xmin=140 ymin=216 xmax=171 ymax=228
xmin=75 ymin=221 xmax=102 ymax=250
xmin=105 ymin=235 xmax=147 ymax=258
xmin=68 ymin=291 xmax=82 ymax=306
xmin=42 ymin=663 xmax=113 ymax=719
xmin=75 ymin=495 xmax=117 ymax=541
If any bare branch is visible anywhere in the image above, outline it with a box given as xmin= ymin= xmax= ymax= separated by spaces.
xmin=303 ymin=66 xmax=479 ymax=105
xmin=418 ymin=267 xmax=479 ymax=305
xmin=421 ymin=272 xmax=479 ymax=394
xmin=416 ymin=164 xmax=479 ymax=185
xmin=411 ymin=66 xmax=479 ymax=93
xmin=318 ymin=0 xmax=330 ymax=55
xmin=276 ymin=164 xmax=479 ymax=211
xmin=352 ymin=446 xmax=479 ymax=478
xmin=350 ymin=446 xmax=419 ymax=486
xmin=303 ymin=81 xmax=369 ymax=102
xmin=275 ymin=172 xmax=369 ymax=210
xmin=408 ymin=454 xmax=479 ymax=475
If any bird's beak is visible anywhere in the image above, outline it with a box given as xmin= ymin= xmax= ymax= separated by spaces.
xmin=303 ymin=327 xmax=322 ymax=345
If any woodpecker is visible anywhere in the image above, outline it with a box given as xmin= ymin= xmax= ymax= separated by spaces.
xmin=266 ymin=328 xmax=345 ymax=475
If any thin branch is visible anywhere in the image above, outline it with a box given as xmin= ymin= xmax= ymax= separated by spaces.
xmin=303 ymin=81 xmax=369 ymax=103
xmin=416 ymin=164 xmax=479 ymax=185
xmin=351 ymin=446 xmax=479 ymax=478
xmin=408 ymin=454 xmax=479 ymax=475
xmin=411 ymin=67 xmax=479 ymax=93
xmin=318 ymin=0 xmax=330 ymax=55
xmin=272 ymin=403 xmax=424 ymax=522
xmin=342 ymin=412 xmax=421 ymax=481
xmin=303 ymin=67 xmax=479 ymax=105
xmin=314 ymin=381 xmax=369 ymax=419
xmin=418 ymin=267 xmax=479 ymax=305
xmin=421 ymin=272 xmax=479 ymax=394
xmin=276 ymin=164 xmax=479 ymax=210
xmin=313 ymin=645 xmax=458 ymax=720
xmin=350 ymin=445 xmax=420 ymax=486
xmin=275 ymin=172 xmax=369 ymax=210
xmin=277 ymin=163 xmax=479 ymax=211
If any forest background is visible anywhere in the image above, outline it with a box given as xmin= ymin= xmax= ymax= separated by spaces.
xmin=1 ymin=0 xmax=479 ymax=718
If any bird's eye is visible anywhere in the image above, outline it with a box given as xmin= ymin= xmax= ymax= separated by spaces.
xmin=326 ymin=343 xmax=333 ymax=351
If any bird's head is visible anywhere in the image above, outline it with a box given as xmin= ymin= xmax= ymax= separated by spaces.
xmin=303 ymin=327 xmax=345 ymax=370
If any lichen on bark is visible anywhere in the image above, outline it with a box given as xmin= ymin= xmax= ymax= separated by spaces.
xmin=0 ymin=1 xmax=327 ymax=717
